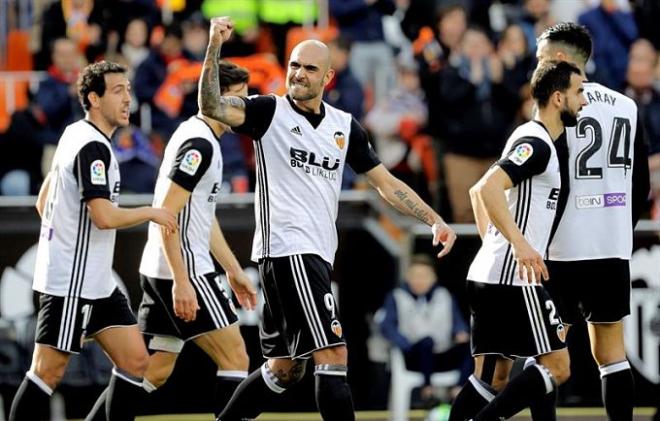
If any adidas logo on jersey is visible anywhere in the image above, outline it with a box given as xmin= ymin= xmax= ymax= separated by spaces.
xmin=290 ymin=126 xmax=302 ymax=136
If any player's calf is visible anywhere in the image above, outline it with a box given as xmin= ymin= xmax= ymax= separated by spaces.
xmin=217 ymin=359 xmax=306 ymax=421
xmin=314 ymin=364 xmax=354 ymax=421
xmin=9 ymin=344 xmax=71 ymax=421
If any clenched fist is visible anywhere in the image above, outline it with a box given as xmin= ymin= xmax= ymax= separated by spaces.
xmin=209 ymin=17 xmax=234 ymax=44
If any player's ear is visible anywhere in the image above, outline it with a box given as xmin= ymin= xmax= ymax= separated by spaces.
xmin=551 ymin=90 xmax=563 ymax=108
xmin=88 ymin=91 xmax=101 ymax=109
xmin=323 ymin=68 xmax=335 ymax=87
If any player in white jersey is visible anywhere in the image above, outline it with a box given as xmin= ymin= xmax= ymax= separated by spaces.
xmin=9 ymin=62 xmax=177 ymax=421
xmin=84 ymin=62 xmax=258 ymax=421
xmin=198 ymin=18 xmax=456 ymax=421
xmin=448 ymin=61 xmax=587 ymax=421
xmin=533 ymin=23 xmax=651 ymax=421
xmin=137 ymin=61 xmax=256 ymax=418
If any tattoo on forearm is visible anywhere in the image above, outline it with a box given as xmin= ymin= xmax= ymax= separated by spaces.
xmin=199 ymin=43 xmax=246 ymax=123
xmin=394 ymin=189 xmax=434 ymax=225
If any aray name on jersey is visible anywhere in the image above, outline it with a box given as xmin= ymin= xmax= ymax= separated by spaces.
xmin=289 ymin=147 xmax=340 ymax=181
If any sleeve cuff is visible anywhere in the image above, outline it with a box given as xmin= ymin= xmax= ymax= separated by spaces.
xmin=82 ymin=190 xmax=111 ymax=201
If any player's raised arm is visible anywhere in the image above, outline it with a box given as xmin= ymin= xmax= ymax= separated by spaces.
xmin=365 ymin=164 xmax=456 ymax=258
xmin=198 ymin=17 xmax=247 ymax=127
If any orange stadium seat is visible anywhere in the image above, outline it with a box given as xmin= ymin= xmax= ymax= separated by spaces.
xmin=6 ymin=30 xmax=32 ymax=71
xmin=226 ymin=54 xmax=287 ymax=95
xmin=0 ymin=81 xmax=30 ymax=132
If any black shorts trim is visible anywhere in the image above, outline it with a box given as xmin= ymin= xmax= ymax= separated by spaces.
xmin=138 ymin=273 xmax=239 ymax=344
xmin=467 ymin=281 xmax=567 ymax=358
xmin=259 ymin=254 xmax=345 ymax=359
xmin=35 ymin=288 xmax=136 ymax=354
xmin=545 ymin=259 xmax=631 ymax=324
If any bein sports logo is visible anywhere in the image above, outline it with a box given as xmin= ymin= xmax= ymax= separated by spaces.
xmin=575 ymin=192 xmax=626 ymax=209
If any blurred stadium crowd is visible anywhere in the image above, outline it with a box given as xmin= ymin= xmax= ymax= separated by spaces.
xmin=0 ymin=0 xmax=659 ymax=223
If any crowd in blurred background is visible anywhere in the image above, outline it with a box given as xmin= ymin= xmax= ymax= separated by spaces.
xmin=0 ymin=0 xmax=659 ymax=223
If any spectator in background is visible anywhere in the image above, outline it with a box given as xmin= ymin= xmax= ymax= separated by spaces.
xmin=324 ymin=35 xmax=365 ymax=190
xmin=518 ymin=0 xmax=554 ymax=52
xmin=414 ymin=4 xmax=468 ymax=141
xmin=201 ymin=0 xmax=259 ymax=57
xmin=365 ymin=52 xmax=437 ymax=204
xmin=497 ymin=24 xmax=535 ymax=96
xmin=37 ymin=0 xmax=105 ymax=69
xmin=439 ymin=26 xmax=519 ymax=222
xmin=325 ymin=36 xmax=365 ymax=122
xmin=579 ymin=0 xmax=638 ymax=90
xmin=134 ymin=24 xmax=197 ymax=138
xmin=100 ymin=0 xmax=160 ymax=43
xmin=259 ymin=0 xmax=319 ymax=65
xmin=624 ymin=39 xmax=660 ymax=219
xmin=0 ymin=102 xmax=47 ymax=195
xmin=112 ymin=125 xmax=160 ymax=193
xmin=36 ymin=38 xmax=84 ymax=147
xmin=379 ymin=255 xmax=471 ymax=405
xmin=633 ymin=0 xmax=660 ymax=50
xmin=330 ymin=0 xmax=397 ymax=105
xmin=121 ymin=18 xmax=150 ymax=71
xmin=182 ymin=12 xmax=209 ymax=61
xmin=219 ymin=132 xmax=250 ymax=193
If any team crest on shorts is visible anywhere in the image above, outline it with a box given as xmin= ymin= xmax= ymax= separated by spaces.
xmin=334 ymin=131 xmax=345 ymax=150
xmin=331 ymin=320 xmax=343 ymax=338
xmin=556 ymin=323 xmax=566 ymax=343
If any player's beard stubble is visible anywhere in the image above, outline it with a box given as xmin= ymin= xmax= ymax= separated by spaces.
xmin=560 ymin=103 xmax=580 ymax=127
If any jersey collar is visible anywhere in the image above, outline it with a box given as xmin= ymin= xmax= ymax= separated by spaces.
xmin=286 ymin=95 xmax=325 ymax=129
xmin=532 ymin=119 xmax=552 ymax=137
xmin=195 ymin=115 xmax=222 ymax=141
xmin=83 ymin=119 xmax=113 ymax=142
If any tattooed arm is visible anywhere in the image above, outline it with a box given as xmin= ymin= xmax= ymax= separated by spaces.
xmin=365 ymin=164 xmax=456 ymax=257
xmin=198 ymin=17 xmax=247 ymax=126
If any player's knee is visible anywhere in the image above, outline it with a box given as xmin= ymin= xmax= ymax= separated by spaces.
xmin=32 ymin=363 xmax=67 ymax=390
xmin=221 ymin=349 xmax=250 ymax=371
xmin=490 ymin=375 xmax=508 ymax=392
xmin=281 ymin=360 xmax=307 ymax=386
xmin=117 ymin=350 xmax=149 ymax=378
xmin=146 ymin=359 xmax=176 ymax=388
xmin=592 ymin=346 xmax=626 ymax=366
xmin=546 ymin=362 xmax=570 ymax=385
xmin=313 ymin=345 xmax=348 ymax=366
xmin=268 ymin=359 xmax=307 ymax=386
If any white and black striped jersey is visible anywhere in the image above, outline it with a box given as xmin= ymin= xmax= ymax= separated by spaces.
xmin=33 ymin=120 xmax=121 ymax=299
xmin=467 ymin=121 xmax=561 ymax=286
xmin=232 ymin=95 xmax=380 ymax=265
xmin=140 ymin=116 xmax=223 ymax=279
xmin=548 ymin=82 xmax=649 ymax=261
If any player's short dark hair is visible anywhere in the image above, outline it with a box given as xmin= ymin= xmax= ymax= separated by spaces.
xmin=538 ymin=22 xmax=592 ymax=64
xmin=531 ymin=60 xmax=582 ymax=107
xmin=409 ymin=254 xmax=434 ymax=269
xmin=219 ymin=61 xmax=249 ymax=94
xmin=77 ymin=61 xmax=127 ymax=111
